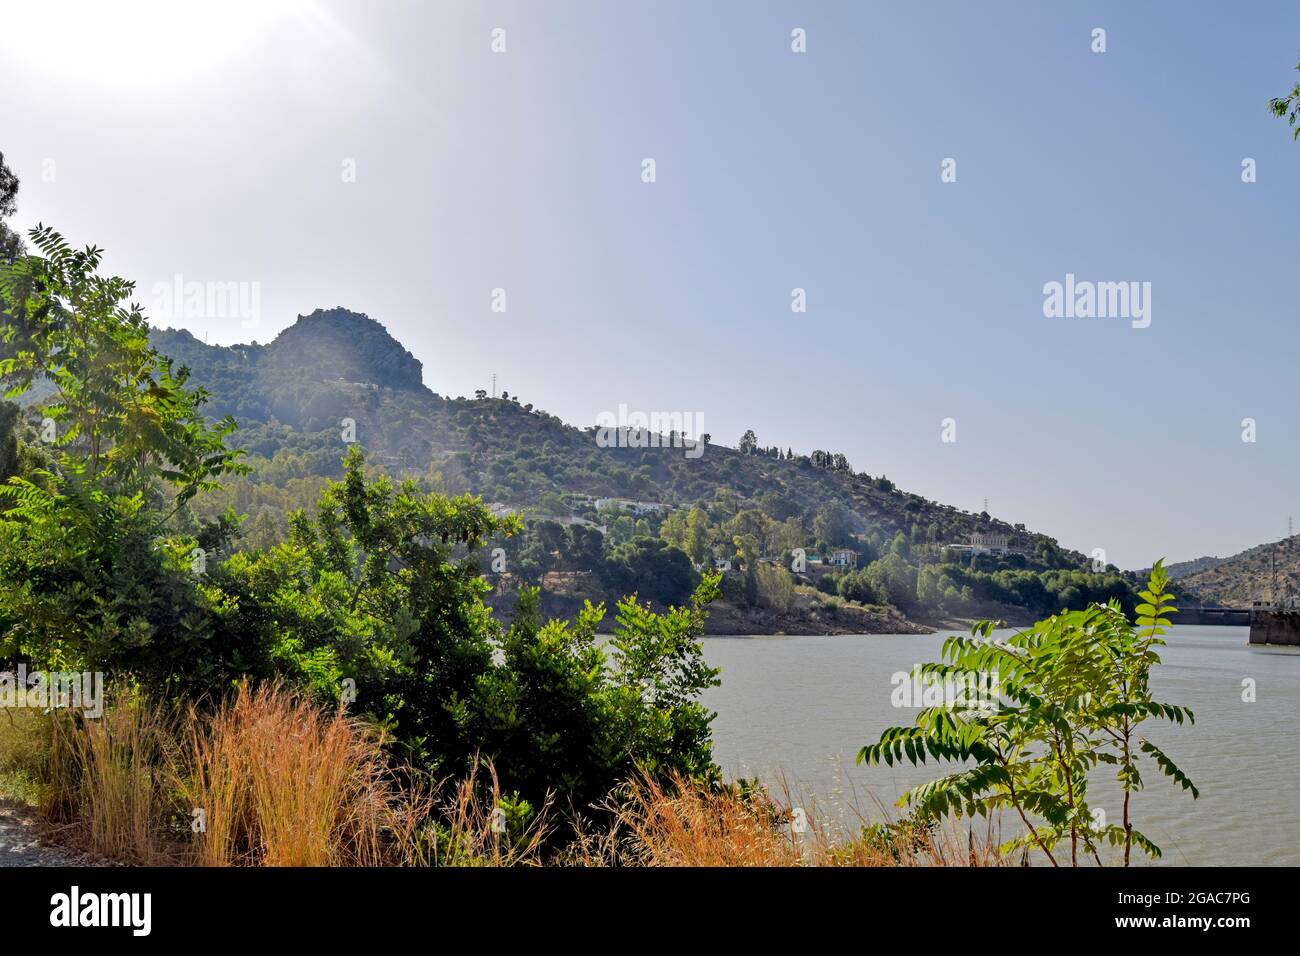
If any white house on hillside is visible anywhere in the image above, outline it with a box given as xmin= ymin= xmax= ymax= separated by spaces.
xmin=970 ymin=532 xmax=1010 ymax=555
xmin=593 ymin=497 xmax=668 ymax=516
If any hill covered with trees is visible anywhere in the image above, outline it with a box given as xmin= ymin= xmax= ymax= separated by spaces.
xmin=149 ymin=308 xmax=1141 ymax=629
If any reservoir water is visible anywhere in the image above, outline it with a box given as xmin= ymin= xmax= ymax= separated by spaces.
xmin=701 ymin=625 xmax=1300 ymax=866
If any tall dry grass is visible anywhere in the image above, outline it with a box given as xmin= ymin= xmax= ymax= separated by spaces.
xmin=22 ymin=681 xmax=426 ymax=866
xmin=40 ymin=689 xmax=176 ymax=864
xmin=176 ymin=681 xmax=427 ymax=866
xmin=579 ymin=773 xmax=1005 ymax=867
xmin=6 ymin=683 xmax=1004 ymax=868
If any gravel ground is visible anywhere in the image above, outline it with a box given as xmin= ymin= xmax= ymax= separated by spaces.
xmin=0 ymin=799 xmax=97 ymax=867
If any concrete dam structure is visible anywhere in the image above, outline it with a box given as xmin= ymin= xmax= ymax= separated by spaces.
xmin=1248 ymin=607 xmax=1300 ymax=646
xmin=1178 ymin=606 xmax=1251 ymax=627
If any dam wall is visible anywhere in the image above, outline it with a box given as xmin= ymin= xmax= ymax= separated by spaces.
xmin=1248 ymin=608 xmax=1300 ymax=646
xmin=1178 ymin=607 xmax=1250 ymax=627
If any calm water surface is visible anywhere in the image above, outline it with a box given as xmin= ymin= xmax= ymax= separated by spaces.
xmin=701 ymin=626 xmax=1300 ymax=866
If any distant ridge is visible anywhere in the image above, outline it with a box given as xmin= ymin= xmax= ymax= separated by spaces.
xmin=1177 ymin=536 xmax=1300 ymax=607
xmin=1165 ymin=555 xmax=1229 ymax=580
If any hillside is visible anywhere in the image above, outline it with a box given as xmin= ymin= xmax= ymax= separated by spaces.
xmin=144 ymin=308 xmax=1147 ymax=633
xmin=1165 ymin=555 xmax=1230 ymax=579
xmin=151 ymin=309 xmax=1078 ymax=560
xmin=1177 ymin=536 xmax=1300 ymax=607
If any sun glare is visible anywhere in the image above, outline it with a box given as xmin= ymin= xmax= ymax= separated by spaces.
xmin=2 ymin=0 xmax=312 ymax=93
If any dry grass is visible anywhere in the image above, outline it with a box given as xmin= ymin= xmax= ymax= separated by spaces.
xmin=3 ymin=683 xmax=1004 ymax=868
xmin=9 ymin=681 xmax=427 ymax=866
xmin=600 ymin=774 xmax=806 ymax=866
xmin=0 ymin=694 xmax=46 ymax=805
xmin=422 ymin=757 xmax=551 ymax=866
xmin=176 ymin=681 xmax=427 ymax=866
xmin=52 ymin=693 xmax=175 ymax=864
xmin=24 ymin=688 xmax=178 ymax=864
xmin=574 ymin=773 xmax=1005 ymax=867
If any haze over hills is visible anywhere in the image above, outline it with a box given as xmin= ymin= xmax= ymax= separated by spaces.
xmin=1165 ymin=555 xmax=1231 ymax=580
xmin=149 ymin=308 xmax=1092 ymax=571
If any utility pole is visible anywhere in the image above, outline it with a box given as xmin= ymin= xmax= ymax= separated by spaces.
xmin=1272 ymin=545 xmax=1277 ymax=606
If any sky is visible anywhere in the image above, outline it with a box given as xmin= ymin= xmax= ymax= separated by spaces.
xmin=1 ymin=0 xmax=1298 ymax=569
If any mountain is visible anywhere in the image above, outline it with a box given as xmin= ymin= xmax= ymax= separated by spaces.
xmin=149 ymin=308 xmax=1090 ymax=571
xmin=1176 ymin=536 xmax=1300 ymax=607
xmin=1164 ymin=555 xmax=1230 ymax=580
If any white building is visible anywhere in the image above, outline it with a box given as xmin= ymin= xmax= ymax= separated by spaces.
xmin=970 ymin=532 xmax=1010 ymax=555
xmin=829 ymin=548 xmax=858 ymax=568
xmin=593 ymin=497 xmax=668 ymax=516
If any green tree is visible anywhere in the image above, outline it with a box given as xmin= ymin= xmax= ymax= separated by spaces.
xmin=888 ymin=530 xmax=910 ymax=559
xmin=1 ymin=226 xmax=246 ymax=503
xmin=475 ymin=575 xmax=722 ymax=816
xmin=768 ymin=516 xmax=805 ymax=557
xmin=724 ymin=508 xmax=773 ymax=557
xmin=683 ymin=505 xmax=712 ymax=565
xmin=1088 ymin=561 xmax=1199 ymax=864
xmin=658 ymin=508 xmax=689 ymax=551
xmin=0 ymin=400 xmax=21 ymax=482
xmin=0 ymin=227 xmax=248 ymax=678
xmin=0 ymin=152 xmax=21 ymax=263
xmin=812 ymin=502 xmax=851 ymax=548
xmin=755 ymin=563 xmax=796 ymax=612
xmin=561 ymin=523 xmax=604 ymax=570
xmin=859 ymin=562 xmax=1197 ymax=866
xmin=599 ymin=536 xmax=699 ymax=606
xmin=1270 ymin=55 xmax=1300 ymax=138
xmin=865 ymin=553 xmax=917 ymax=609
xmin=838 ymin=567 xmax=883 ymax=605
xmin=212 ymin=445 xmax=522 ymax=760
xmin=916 ymin=563 xmax=947 ymax=608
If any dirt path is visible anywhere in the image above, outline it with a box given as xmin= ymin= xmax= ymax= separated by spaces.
xmin=0 ymin=799 xmax=90 ymax=867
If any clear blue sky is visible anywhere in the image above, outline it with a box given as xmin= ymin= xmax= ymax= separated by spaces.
xmin=2 ymin=1 xmax=1297 ymax=568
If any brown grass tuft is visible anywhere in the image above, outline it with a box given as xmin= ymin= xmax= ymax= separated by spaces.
xmin=175 ymin=680 xmax=426 ymax=866
xmin=580 ymin=772 xmax=1005 ymax=867
xmin=4 ymin=684 xmax=1004 ymax=868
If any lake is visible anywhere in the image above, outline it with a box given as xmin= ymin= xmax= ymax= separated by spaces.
xmin=701 ymin=625 xmax=1300 ymax=866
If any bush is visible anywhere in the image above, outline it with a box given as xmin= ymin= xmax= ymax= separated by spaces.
xmin=755 ymin=564 xmax=796 ymax=612
xmin=838 ymin=569 xmax=883 ymax=605
xmin=598 ymin=536 xmax=699 ymax=607
xmin=473 ymin=578 xmax=722 ymax=816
